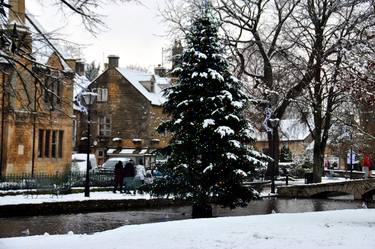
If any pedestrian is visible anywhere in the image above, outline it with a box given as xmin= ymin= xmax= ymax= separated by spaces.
xmin=134 ymin=160 xmax=146 ymax=193
xmin=113 ymin=161 xmax=124 ymax=193
xmin=362 ymin=153 xmax=372 ymax=179
xmin=324 ymin=160 xmax=330 ymax=170
xmin=332 ymin=162 xmax=338 ymax=169
xmin=123 ymin=159 xmax=136 ymax=194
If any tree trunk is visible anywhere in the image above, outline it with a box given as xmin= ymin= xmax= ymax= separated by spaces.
xmin=265 ymin=130 xmax=280 ymax=179
xmin=192 ymin=203 xmax=213 ymax=218
xmin=312 ymin=141 xmax=324 ymax=183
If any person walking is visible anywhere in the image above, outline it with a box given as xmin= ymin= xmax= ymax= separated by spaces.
xmin=134 ymin=160 xmax=146 ymax=193
xmin=113 ymin=161 xmax=124 ymax=193
xmin=123 ymin=159 xmax=136 ymax=194
xmin=362 ymin=153 xmax=372 ymax=179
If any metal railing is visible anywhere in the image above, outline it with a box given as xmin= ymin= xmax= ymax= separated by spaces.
xmin=0 ymin=171 xmax=116 ymax=192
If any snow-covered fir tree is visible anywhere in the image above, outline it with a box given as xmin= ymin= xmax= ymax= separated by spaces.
xmin=280 ymin=145 xmax=292 ymax=162
xmin=151 ymin=4 xmax=269 ymax=218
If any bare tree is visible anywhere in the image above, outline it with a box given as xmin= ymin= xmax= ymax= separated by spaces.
xmin=289 ymin=0 xmax=375 ymax=182
xmin=85 ymin=61 xmax=100 ymax=81
xmin=160 ymin=0 xmax=375 ymax=183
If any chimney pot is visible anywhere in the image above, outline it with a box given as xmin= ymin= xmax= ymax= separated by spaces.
xmin=76 ymin=61 xmax=85 ymax=76
xmin=154 ymin=65 xmax=167 ymax=77
xmin=108 ymin=55 xmax=119 ymax=68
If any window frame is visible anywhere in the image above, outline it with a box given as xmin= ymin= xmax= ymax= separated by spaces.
xmin=37 ymin=129 xmax=64 ymax=159
xmin=98 ymin=116 xmax=111 ymax=137
xmin=97 ymin=87 xmax=108 ymax=102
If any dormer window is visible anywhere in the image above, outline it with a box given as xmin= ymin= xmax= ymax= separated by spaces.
xmin=97 ymin=88 xmax=108 ymax=102
xmin=140 ymin=76 xmax=155 ymax=93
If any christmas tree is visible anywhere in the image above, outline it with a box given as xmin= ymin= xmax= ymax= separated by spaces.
xmin=280 ymin=145 xmax=293 ymax=162
xmin=152 ymin=4 xmax=268 ymax=218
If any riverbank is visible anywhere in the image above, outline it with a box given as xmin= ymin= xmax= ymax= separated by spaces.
xmin=0 ymin=192 xmax=191 ymax=217
xmin=1 ymin=209 xmax=374 ymax=249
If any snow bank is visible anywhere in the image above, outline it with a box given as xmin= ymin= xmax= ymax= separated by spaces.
xmin=0 ymin=191 xmax=151 ymax=206
xmin=1 ymin=209 xmax=374 ymax=249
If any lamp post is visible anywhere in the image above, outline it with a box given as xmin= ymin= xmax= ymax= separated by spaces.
xmin=82 ymin=92 xmax=97 ymax=197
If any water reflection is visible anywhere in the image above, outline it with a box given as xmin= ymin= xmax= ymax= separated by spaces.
xmin=0 ymin=198 xmax=367 ymax=238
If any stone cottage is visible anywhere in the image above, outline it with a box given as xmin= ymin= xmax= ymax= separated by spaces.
xmin=76 ymin=56 xmax=171 ymax=166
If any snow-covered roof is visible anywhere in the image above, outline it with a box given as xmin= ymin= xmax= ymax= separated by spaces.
xmin=107 ymin=149 xmax=116 ymax=154
xmin=73 ymin=74 xmax=90 ymax=99
xmin=279 ymin=119 xmax=312 ymax=141
xmin=255 ymin=119 xmax=313 ymax=142
xmin=120 ymin=149 xmax=136 ymax=155
xmin=116 ymin=68 xmax=170 ymax=106
xmin=71 ymin=71 xmax=91 ymax=112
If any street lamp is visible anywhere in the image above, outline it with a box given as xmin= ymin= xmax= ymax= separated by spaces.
xmin=82 ymin=91 xmax=97 ymax=197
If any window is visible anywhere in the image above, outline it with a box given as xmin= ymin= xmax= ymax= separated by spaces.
xmin=45 ymin=130 xmax=51 ymax=157
xmin=97 ymin=88 xmax=108 ymax=102
xmin=38 ymin=129 xmax=64 ymax=159
xmin=44 ymin=77 xmax=62 ymax=109
xmin=59 ymin=131 xmax=64 ymax=158
xmin=38 ymin=129 xmax=44 ymax=158
xmin=98 ymin=116 xmax=111 ymax=136
xmin=72 ymin=119 xmax=77 ymax=147
xmin=97 ymin=149 xmax=105 ymax=166
xmin=51 ymin=131 xmax=57 ymax=158
xmin=98 ymin=150 xmax=104 ymax=158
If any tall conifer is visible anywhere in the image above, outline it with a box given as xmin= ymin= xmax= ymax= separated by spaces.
xmin=152 ymin=4 xmax=268 ymax=217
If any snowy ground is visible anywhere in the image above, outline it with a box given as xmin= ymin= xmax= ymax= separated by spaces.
xmin=0 ymin=191 xmax=151 ymax=206
xmin=0 ymin=209 xmax=374 ymax=249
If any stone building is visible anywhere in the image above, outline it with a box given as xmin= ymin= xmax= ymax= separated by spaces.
xmin=0 ymin=0 xmax=75 ymax=175
xmin=254 ymin=119 xmax=314 ymax=161
xmin=76 ymin=56 xmax=171 ymax=166
xmin=254 ymin=119 xmax=346 ymax=169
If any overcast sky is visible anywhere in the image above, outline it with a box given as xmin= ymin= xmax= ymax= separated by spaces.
xmin=26 ymin=0 xmax=171 ymax=70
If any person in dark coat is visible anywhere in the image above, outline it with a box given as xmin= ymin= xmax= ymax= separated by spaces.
xmin=123 ymin=159 xmax=136 ymax=194
xmin=113 ymin=161 xmax=124 ymax=193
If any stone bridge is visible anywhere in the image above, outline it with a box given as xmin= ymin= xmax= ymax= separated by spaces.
xmin=277 ymin=179 xmax=375 ymax=200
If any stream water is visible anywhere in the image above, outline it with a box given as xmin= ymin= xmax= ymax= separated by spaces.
xmin=0 ymin=198 xmax=369 ymax=238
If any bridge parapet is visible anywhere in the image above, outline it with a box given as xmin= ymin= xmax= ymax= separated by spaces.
xmin=277 ymin=179 xmax=375 ymax=200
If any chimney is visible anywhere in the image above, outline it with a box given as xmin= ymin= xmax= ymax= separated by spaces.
xmin=9 ymin=0 xmax=26 ymax=25
xmin=172 ymin=40 xmax=183 ymax=70
xmin=108 ymin=55 xmax=119 ymax=68
xmin=76 ymin=61 xmax=85 ymax=76
xmin=65 ymin=59 xmax=86 ymax=76
xmin=65 ymin=59 xmax=77 ymax=74
xmin=154 ymin=64 xmax=167 ymax=77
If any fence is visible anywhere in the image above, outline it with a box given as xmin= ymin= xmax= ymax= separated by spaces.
xmin=0 ymin=171 xmax=115 ymax=192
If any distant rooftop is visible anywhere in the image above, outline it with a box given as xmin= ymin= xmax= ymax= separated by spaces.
xmin=116 ymin=67 xmax=171 ymax=106
xmin=255 ymin=119 xmax=313 ymax=142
